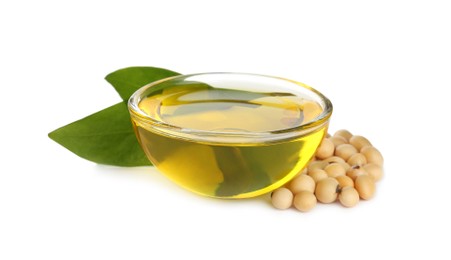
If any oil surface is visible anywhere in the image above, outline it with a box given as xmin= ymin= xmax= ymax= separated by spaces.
xmin=132 ymin=84 xmax=327 ymax=198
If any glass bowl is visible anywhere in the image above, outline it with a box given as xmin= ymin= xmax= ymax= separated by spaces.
xmin=128 ymin=73 xmax=332 ymax=198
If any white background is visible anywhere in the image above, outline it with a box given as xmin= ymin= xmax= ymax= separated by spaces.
xmin=1 ymin=0 xmax=450 ymax=259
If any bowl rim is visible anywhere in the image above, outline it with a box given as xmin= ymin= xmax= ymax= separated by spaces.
xmin=128 ymin=72 xmax=333 ymax=143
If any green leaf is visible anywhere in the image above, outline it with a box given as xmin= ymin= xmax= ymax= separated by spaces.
xmin=48 ymin=102 xmax=151 ymax=167
xmin=105 ymin=66 xmax=180 ymax=100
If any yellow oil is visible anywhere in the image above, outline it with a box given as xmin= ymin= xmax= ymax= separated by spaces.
xmin=132 ymin=85 xmax=327 ymax=198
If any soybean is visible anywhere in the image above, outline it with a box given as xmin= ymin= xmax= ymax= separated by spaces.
xmin=363 ymin=163 xmax=383 ymax=182
xmin=293 ymin=191 xmax=317 ymax=212
xmin=308 ymin=160 xmax=328 ymax=172
xmin=336 ymin=175 xmax=354 ymax=188
xmin=335 ymin=144 xmax=358 ymax=161
xmin=361 ymin=146 xmax=383 ymax=166
xmin=334 ymin=129 xmax=353 ymax=141
xmin=324 ymin=163 xmax=346 ymax=178
xmin=346 ymin=165 xmax=368 ymax=180
xmin=271 ymin=188 xmax=293 ymax=209
xmin=355 ymin=175 xmax=376 ymax=200
xmin=315 ymin=178 xmax=339 ymax=203
xmin=329 ymin=136 xmax=348 ymax=146
xmin=308 ymin=168 xmax=328 ymax=182
xmin=316 ymin=138 xmax=335 ymax=159
xmin=339 ymin=187 xmax=360 ymax=207
xmin=349 ymin=135 xmax=372 ymax=151
xmin=347 ymin=153 xmax=367 ymax=166
xmin=289 ymin=174 xmax=315 ymax=194
xmin=270 ymin=129 xmax=384 ymax=213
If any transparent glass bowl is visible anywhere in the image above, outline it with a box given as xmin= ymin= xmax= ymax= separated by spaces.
xmin=128 ymin=73 xmax=332 ymax=198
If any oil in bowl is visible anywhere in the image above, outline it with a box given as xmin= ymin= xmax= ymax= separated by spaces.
xmin=128 ymin=73 xmax=332 ymax=198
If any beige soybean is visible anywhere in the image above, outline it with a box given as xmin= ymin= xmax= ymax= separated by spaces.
xmin=340 ymin=162 xmax=351 ymax=172
xmin=271 ymin=188 xmax=293 ymax=209
xmin=347 ymin=153 xmax=367 ymax=166
xmin=308 ymin=168 xmax=328 ymax=182
xmin=334 ymin=129 xmax=353 ymax=141
xmin=349 ymin=135 xmax=372 ymax=151
xmin=323 ymin=156 xmax=350 ymax=172
xmin=363 ymin=163 xmax=383 ymax=182
xmin=308 ymin=160 xmax=328 ymax=172
xmin=289 ymin=174 xmax=315 ymax=193
xmin=361 ymin=146 xmax=383 ymax=166
xmin=324 ymin=163 xmax=346 ymax=178
xmin=355 ymin=175 xmax=376 ymax=200
xmin=346 ymin=166 xmax=368 ymax=180
xmin=335 ymin=144 xmax=358 ymax=161
xmin=315 ymin=178 xmax=339 ymax=203
xmin=338 ymin=187 xmax=360 ymax=207
xmin=293 ymin=191 xmax=317 ymax=212
xmin=329 ymin=136 xmax=348 ymax=146
xmin=323 ymin=156 xmax=346 ymax=164
xmin=272 ymin=130 xmax=383 ymax=212
xmin=336 ymin=175 xmax=354 ymax=188
xmin=316 ymin=138 xmax=335 ymax=159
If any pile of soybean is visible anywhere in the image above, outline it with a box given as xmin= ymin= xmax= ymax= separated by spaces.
xmin=271 ymin=129 xmax=383 ymax=212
